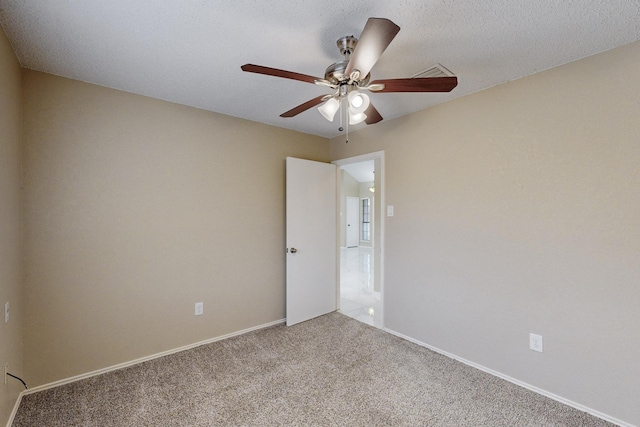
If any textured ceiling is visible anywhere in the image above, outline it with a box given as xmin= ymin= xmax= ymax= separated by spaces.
xmin=1 ymin=1 xmax=639 ymax=138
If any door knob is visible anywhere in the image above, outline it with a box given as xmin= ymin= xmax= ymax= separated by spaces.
xmin=290 ymin=247 xmax=298 ymax=253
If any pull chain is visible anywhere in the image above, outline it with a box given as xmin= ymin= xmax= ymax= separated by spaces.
xmin=345 ymin=103 xmax=349 ymax=143
xmin=339 ymin=97 xmax=343 ymax=131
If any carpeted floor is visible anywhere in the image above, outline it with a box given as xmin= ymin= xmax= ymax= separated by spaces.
xmin=13 ymin=312 xmax=613 ymax=426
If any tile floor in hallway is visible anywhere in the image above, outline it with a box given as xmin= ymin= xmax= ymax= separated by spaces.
xmin=339 ymin=246 xmax=382 ymax=328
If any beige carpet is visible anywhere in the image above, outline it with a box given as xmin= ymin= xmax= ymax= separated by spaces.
xmin=13 ymin=312 xmax=613 ymax=426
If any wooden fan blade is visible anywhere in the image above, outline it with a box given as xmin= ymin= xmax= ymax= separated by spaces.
xmin=280 ymin=95 xmax=327 ymax=118
xmin=364 ymin=103 xmax=383 ymax=125
xmin=345 ymin=18 xmax=400 ymax=80
xmin=369 ymin=77 xmax=458 ymax=93
xmin=241 ymin=64 xmax=322 ymax=84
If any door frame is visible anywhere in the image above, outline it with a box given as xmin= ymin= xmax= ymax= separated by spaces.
xmin=332 ymin=150 xmax=385 ymax=327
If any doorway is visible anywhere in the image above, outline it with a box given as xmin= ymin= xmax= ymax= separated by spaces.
xmin=333 ymin=152 xmax=384 ymax=329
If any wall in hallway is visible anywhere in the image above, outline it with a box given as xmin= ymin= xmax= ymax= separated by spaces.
xmin=339 ymin=170 xmax=359 ymax=247
xmin=358 ymin=181 xmax=375 ymax=248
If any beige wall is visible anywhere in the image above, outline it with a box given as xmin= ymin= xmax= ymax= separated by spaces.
xmin=0 ymin=27 xmax=23 ymax=425
xmin=22 ymin=70 xmax=329 ymax=386
xmin=331 ymin=41 xmax=640 ymax=425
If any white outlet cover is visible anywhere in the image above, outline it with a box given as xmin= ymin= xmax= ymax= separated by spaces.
xmin=195 ymin=302 xmax=203 ymax=316
xmin=4 ymin=302 xmax=8 ymax=324
xmin=529 ymin=333 xmax=543 ymax=352
xmin=387 ymin=205 xmax=394 ymax=217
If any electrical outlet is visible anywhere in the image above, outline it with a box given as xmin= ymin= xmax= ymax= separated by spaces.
xmin=4 ymin=363 xmax=8 ymax=385
xmin=4 ymin=302 xmax=8 ymax=324
xmin=530 ymin=333 xmax=543 ymax=352
xmin=195 ymin=302 xmax=203 ymax=316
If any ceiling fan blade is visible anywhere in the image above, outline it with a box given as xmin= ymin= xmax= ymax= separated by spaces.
xmin=364 ymin=103 xmax=383 ymax=125
xmin=241 ymin=64 xmax=322 ymax=84
xmin=280 ymin=95 xmax=327 ymax=118
xmin=369 ymin=77 xmax=458 ymax=93
xmin=345 ymin=18 xmax=400 ymax=80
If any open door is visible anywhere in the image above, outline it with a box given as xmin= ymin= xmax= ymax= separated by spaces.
xmin=286 ymin=157 xmax=337 ymax=326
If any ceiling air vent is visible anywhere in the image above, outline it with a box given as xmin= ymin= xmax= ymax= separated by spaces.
xmin=411 ymin=63 xmax=455 ymax=78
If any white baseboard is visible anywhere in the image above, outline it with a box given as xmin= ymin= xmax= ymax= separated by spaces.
xmin=6 ymin=318 xmax=285 ymax=427
xmin=383 ymin=327 xmax=634 ymax=427
xmin=6 ymin=393 xmax=22 ymax=427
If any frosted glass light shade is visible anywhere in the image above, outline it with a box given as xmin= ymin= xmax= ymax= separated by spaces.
xmin=349 ymin=112 xmax=367 ymax=125
xmin=318 ymin=98 xmax=340 ymax=121
xmin=347 ymin=91 xmax=370 ymax=114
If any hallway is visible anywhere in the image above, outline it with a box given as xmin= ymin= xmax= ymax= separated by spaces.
xmin=338 ymin=246 xmax=382 ymax=328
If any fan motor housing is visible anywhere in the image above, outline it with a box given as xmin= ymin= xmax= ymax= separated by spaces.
xmin=324 ymin=61 xmax=370 ymax=86
xmin=324 ymin=35 xmax=371 ymax=86
xmin=324 ymin=61 xmax=348 ymax=84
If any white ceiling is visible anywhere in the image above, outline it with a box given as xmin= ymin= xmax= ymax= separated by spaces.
xmin=1 ymin=1 xmax=639 ymax=139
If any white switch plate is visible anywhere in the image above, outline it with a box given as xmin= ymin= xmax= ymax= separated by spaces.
xmin=530 ymin=333 xmax=543 ymax=352
xmin=387 ymin=205 xmax=394 ymax=217
xmin=4 ymin=302 xmax=8 ymax=324
xmin=195 ymin=302 xmax=204 ymax=316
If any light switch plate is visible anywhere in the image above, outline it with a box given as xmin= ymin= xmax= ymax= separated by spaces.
xmin=4 ymin=302 xmax=8 ymax=324
xmin=195 ymin=302 xmax=203 ymax=316
xmin=387 ymin=205 xmax=394 ymax=217
xmin=530 ymin=333 xmax=543 ymax=352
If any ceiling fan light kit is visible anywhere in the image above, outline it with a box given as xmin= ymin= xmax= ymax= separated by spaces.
xmin=349 ymin=111 xmax=367 ymax=125
xmin=318 ymin=97 xmax=340 ymax=121
xmin=241 ymin=17 xmax=458 ymax=132
xmin=347 ymin=90 xmax=370 ymax=114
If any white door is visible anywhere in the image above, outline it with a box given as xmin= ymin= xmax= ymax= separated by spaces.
xmin=346 ymin=196 xmax=360 ymax=247
xmin=286 ymin=157 xmax=337 ymax=326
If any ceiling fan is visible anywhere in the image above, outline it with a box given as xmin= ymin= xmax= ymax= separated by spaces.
xmin=241 ymin=17 xmax=458 ymax=128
